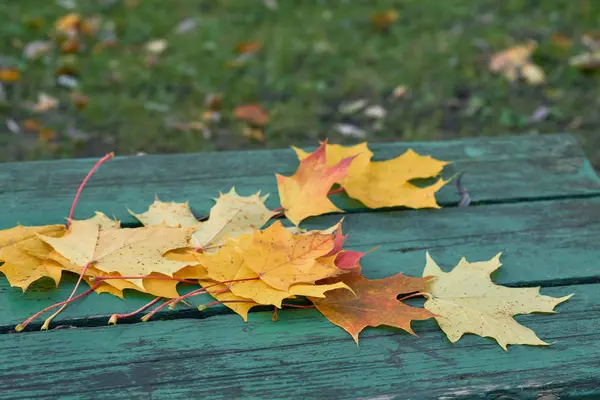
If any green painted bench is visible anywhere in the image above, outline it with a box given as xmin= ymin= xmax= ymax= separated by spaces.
xmin=1 ymin=133 xmax=599 ymax=399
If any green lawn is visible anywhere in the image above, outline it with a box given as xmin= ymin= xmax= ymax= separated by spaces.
xmin=1 ymin=0 xmax=599 ymax=167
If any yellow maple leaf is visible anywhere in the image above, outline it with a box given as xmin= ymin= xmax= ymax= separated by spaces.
xmin=199 ymin=224 xmax=348 ymax=308
xmin=238 ymin=221 xmax=338 ymax=290
xmin=0 ymin=246 xmax=62 ymax=291
xmin=40 ymin=219 xmax=194 ymax=290
xmin=0 ymin=224 xmax=65 ymax=248
xmin=199 ymin=239 xmax=292 ymax=307
xmin=0 ymin=225 xmax=65 ymax=291
xmin=422 ymin=253 xmax=573 ymax=350
xmin=49 ymin=251 xmax=180 ymax=298
xmin=130 ymin=198 xmax=199 ymax=227
xmin=86 ymin=211 xmax=121 ymax=229
xmin=190 ymin=188 xmax=275 ymax=251
xmin=295 ymin=143 xmax=448 ymax=209
xmin=198 ymin=277 xmax=259 ymax=321
xmin=278 ymin=141 xmax=355 ymax=225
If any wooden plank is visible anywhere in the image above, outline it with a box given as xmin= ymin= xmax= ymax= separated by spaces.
xmin=0 ymin=283 xmax=592 ymax=399
xmin=2 ymin=197 xmax=599 ymax=331
xmin=1 ymin=134 xmax=598 ymax=229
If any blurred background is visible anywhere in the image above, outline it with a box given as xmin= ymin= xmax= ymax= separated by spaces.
xmin=0 ymin=0 xmax=599 ymax=167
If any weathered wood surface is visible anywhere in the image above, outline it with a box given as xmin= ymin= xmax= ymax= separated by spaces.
xmin=0 ymin=284 xmax=594 ymax=400
xmin=0 ymin=134 xmax=598 ymax=229
xmin=0 ymin=133 xmax=599 ymax=399
xmin=2 ymin=196 xmax=600 ymax=331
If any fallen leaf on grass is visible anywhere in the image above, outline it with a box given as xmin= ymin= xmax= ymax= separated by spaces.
xmin=338 ymin=99 xmax=367 ymax=115
xmin=371 ymin=10 xmax=399 ymax=31
xmin=570 ymin=51 xmax=600 ymax=70
xmin=391 ymin=85 xmax=408 ymax=99
xmin=242 ymin=126 xmax=266 ymax=141
xmin=70 ymin=92 xmax=89 ymax=109
xmin=174 ymin=18 xmax=197 ymax=35
xmin=335 ymin=123 xmax=367 ymax=139
xmin=145 ymin=39 xmax=168 ymax=55
xmin=24 ymin=41 xmax=54 ymax=59
xmin=54 ymin=13 xmax=80 ymax=35
xmin=235 ymin=41 xmax=262 ymax=55
xmin=23 ymin=119 xmax=42 ymax=132
xmin=227 ymin=41 xmax=262 ymax=67
xmin=0 ymin=68 xmax=20 ymax=82
xmin=551 ymin=32 xmax=572 ymax=49
xmin=423 ymin=253 xmax=572 ymax=350
xmin=489 ymin=41 xmax=545 ymax=84
xmin=364 ymin=105 xmax=386 ymax=119
xmin=32 ymin=93 xmax=59 ymax=113
xmin=39 ymin=128 xmax=57 ymax=142
xmin=235 ymin=104 xmax=269 ymax=126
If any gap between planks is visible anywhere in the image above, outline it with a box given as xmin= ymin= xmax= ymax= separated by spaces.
xmin=3 ymin=276 xmax=594 ymax=335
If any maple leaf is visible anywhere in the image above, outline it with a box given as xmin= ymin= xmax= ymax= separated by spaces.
xmin=278 ymin=141 xmax=355 ymax=225
xmin=422 ymin=253 xmax=573 ymax=350
xmin=47 ymin=251 xmax=134 ymax=298
xmin=201 ymin=242 xmax=292 ymax=307
xmin=199 ymin=277 xmax=259 ymax=321
xmin=130 ymin=198 xmax=198 ymax=227
xmin=199 ymin=224 xmax=349 ymax=308
xmin=0 ymin=224 xmax=65 ymax=248
xmin=190 ymin=188 xmax=275 ymax=251
xmin=238 ymin=221 xmax=339 ymax=290
xmin=294 ymin=142 xmax=448 ymax=209
xmin=0 ymin=225 xmax=65 ymax=291
xmin=0 ymin=239 xmax=63 ymax=291
xmin=40 ymin=219 xmax=194 ymax=289
xmin=311 ymin=269 xmax=434 ymax=343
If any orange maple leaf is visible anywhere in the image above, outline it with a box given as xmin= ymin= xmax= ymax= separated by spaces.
xmin=277 ymin=141 xmax=355 ymax=225
xmin=311 ymin=269 xmax=434 ymax=343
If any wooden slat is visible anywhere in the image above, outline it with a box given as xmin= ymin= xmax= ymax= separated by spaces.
xmin=1 ymin=134 xmax=598 ymax=229
xmin=0 ymin=283 xmax=592 ymax=399
xmin=2 ymin=197 xmax=600 ymax=330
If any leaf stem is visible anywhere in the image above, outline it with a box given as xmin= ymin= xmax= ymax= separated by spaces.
xmin=95 ymin=275 xmax=198 ymax=285
xmin=398 ymin=292 xmax=431 ymax=301
xmin=327 ymin=187 xmax=345 ymax=196
xmin=67 ymin=152 xmax=114 ymax=225
xmin=281 ymin=303 xmax=315 ymax=309
xmin=141 ymin=277 xmax=260 ymax=321
xmin=40 ymin=261 xmax=94 ymax=330
xmin=197 ymin=299 xmax=255 ymax=311
xmin=16 ymin=281 xmax=101 ymax=332
xmin=108 ymin=297 xmax=163 ymax=325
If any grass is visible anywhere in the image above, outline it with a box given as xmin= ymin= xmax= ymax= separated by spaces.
xmin=0 ymin=0 xmax=599 ymax=167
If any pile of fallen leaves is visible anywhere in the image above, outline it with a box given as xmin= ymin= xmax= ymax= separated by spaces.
xmin=0 ymin=141 xmax=571 ymax=349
